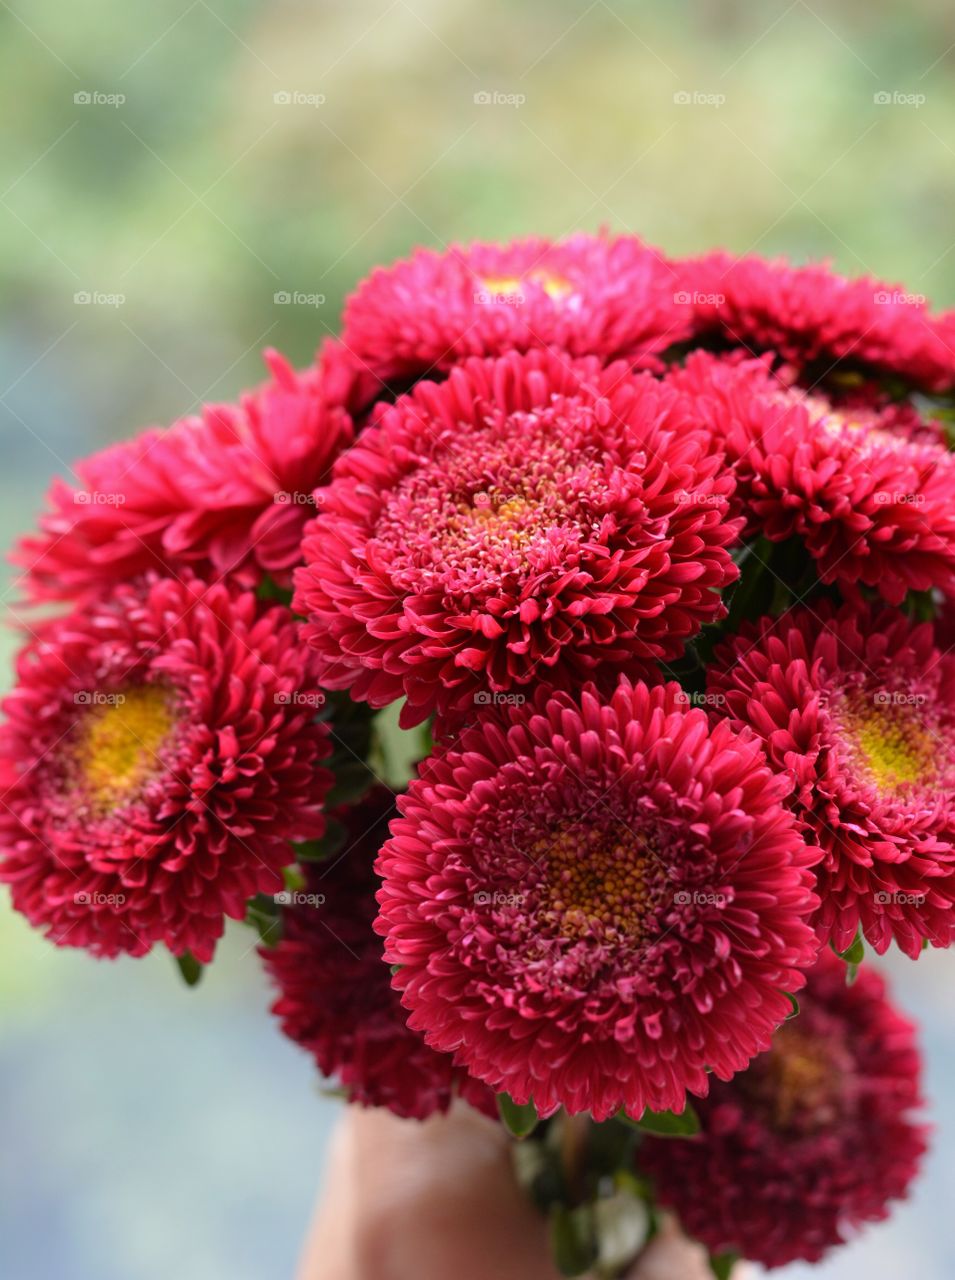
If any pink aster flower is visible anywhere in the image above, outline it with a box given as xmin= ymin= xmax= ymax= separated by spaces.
xmin=676 ymin=250 xmax=955 ymax=391
xmin=15 ymin=347 xmax=354 ymax=603
xmin=709 ymin=601 xmax=955 ymax=957
xmin=262 ymin=789 xmax=495 ymax=1121
xmin=341 ymin=233 xmax=688 ymax=383
xmin=0 ymin=576 xmax=332 ymax=961
xmin=671 ymin=350 xmax=955 ymax=605
xmin=640 ymin=949 xmax=927 ymax=1269
xmin=294 ymin=350 xmax=741 ymax=726
xmin=375 ymin=679 xmax=819 ymax=1122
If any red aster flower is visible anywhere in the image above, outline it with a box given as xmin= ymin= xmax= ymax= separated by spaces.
xmin=375 ymin=679 xmax=819 ymax=1122
xmin=262 ymin=789 xmax=495 ymax=1121
xmin=341 ymin=233 xmax=688 ymax=383
xmin=0 ymin=576 xmax=332 ymax=961
xmin=15 ymin=347 xmax=353 ymax=603
xmin=676 ymin=250 xmax=955 ymax=391
xmin=294 ymin=350 xmax=741 ymax=726
xmin=671 ymin=350 xmax=955 ymax=605
xmin=640 ymin=949 xmax=927 ymax=1269
xmin=709 ymin=601 xmax=955 ymax=957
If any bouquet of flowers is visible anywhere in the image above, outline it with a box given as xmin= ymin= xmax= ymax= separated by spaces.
xmin=6 ymin=231 xmax=954 ymax=1276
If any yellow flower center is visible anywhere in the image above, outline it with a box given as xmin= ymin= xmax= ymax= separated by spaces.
xmin=535 ymin=822 xmax=656 ymax=938
xmin=76 ymin=685 xmax=176 ymax=811
xmin=845 ymin=698 xmax=933 ymax=792
xmin=479 ymin=271 xmax=573 ymax=301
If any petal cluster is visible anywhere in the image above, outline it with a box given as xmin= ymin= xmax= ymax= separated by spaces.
xmin=709 ymin=601 xmax=955 ymax=956
xmin=640 ymin=949 xmax=927 ymax=1268
xmin=262 ymin=789 xmax=494 ymax=1120
xmin=16 ymin=348 xmax=353 ymax=602
xmin=294 ymin=350 xmax=740 ymax=725
xmin=375 ymin=679 xmax=819 ymax=1121
xmin=0 ymin=576 xmax=332 ymax=960
xmin=341 ymin=233 xmax=688 ymax=383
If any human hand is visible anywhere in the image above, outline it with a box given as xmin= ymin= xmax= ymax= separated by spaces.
xmin=297 ymin=1105 xmax=745 ymax=1280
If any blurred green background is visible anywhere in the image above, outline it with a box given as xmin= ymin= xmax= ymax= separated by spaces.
xmin=4 ymin=1 xmax=955 ymax=1276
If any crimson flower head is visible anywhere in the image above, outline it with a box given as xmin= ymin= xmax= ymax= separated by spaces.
xmin=672 ymin=350 xmax=955 ymax=605
xmin=0 ymin=576 xmax=332 ymax=961
xmin=676 ymin=250 xmax=955 ymax=391
xmin=710 ymin=601 xmax=955 ymax=957
xmin=294 ymin=349 xmax=740 ymax=726
xmin=16 ymin=347 xmax=353 ymax=603
xmin=262 ymin=789 xmax=494 ymax=1121
xmin=375 ymin=679 xmax=819 ymax=1122
xmin=640 ymin=949 xmax=927 ymax=1269
xmin=341 ymin=233 xmax=688 ymax=383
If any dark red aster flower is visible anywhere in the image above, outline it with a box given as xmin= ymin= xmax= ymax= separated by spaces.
xmin=709 ymin=601 xmax=955 ymax=957
xmin=0 ymin=576 xmax=332 ymax=961
xmin=294 ymin=350 xmax=740 ymax=726
xmin=15 ymin=347 xmax=353 ymax=603
xmin=262 ymin=789 xmax=495 ymax=1121
xmin=675 ymin=250 xmax=955 ymax=391
xmin=341 ymin=233 xmax=688 ymax=383
xmin=640 ymin=949 xmax=927 ymax=1269
xmin=375 ymin=679 xmax=819 ymax=1122
xmin=671 ymin=350 xmax=955 ymax=605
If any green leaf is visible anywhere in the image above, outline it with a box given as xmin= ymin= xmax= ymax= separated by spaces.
xmin=784 ymin=992 xmax=800 ymax=1020
xmin=294 ymin=817 xmax=347 ymax=863
xmin=833 ymin=931 xmax=864 ymax=984
xmin=175 ymin=951 xmax=203 ymax=987
xmin=245 ymin=893 xmax=283 ymax=947
xmin=497 ymin=1092 xmax=540 ymax=1139
xmin=617 ymin=1102 xmax=700 ymax=1137
xmin=549 ymin=1203 xmax=599 ymax=1278
xmin=709 ymin=1251 xmax=739 ymax=1279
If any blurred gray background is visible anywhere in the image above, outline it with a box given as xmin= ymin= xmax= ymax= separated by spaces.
xmin=3 ymin=1 xmax=955 ymax=1276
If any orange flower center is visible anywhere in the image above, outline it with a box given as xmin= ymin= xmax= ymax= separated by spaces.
xmin=75 ymin=685 xmax=176 ymax=811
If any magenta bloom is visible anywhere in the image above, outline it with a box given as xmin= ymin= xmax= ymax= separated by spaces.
xmin=710 ymin=602 xmax=955 ymax=957
xmin=375 ymin=680 xmax=819 ymax=1122
xmin=294 ymin=350 xmax=740 ymax=726
xmin=262 ymin=790 xmax=495 ymax=1121
xmin=341 ymin=233 xmax=688 ymax=383
xmin=676 ymin=250 xmax=955 ymax=390
xmin=0 ymin=576 xmax=332 ymax=960
xmin=672 ymin=350 xmax=955 ymax=604
xmin=16 ymin=348 xmax=353 ymax=602
xmin=640 ymin=950 xmax=927 ymax=1269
